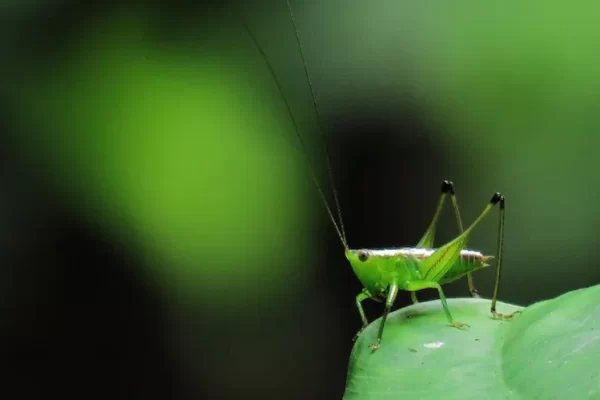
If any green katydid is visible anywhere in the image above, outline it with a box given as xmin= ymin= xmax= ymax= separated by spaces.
xmin=243 ymin=1 xmax=520 ymax=352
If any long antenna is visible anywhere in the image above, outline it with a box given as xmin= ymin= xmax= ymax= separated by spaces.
xmin=241 ymin=20 xmax=348 ymax=250
xmin=286 ymin=0 xmax=347 ymax=246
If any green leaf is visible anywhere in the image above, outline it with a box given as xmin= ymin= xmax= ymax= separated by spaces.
xmin=344 ymin=285 xmax=600 ymax=399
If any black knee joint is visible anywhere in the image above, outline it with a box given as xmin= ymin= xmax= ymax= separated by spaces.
xmin=490 ymin=192 xmax=504 ymax=205
xmin=441 ymin=180 xmax=456 ymax=195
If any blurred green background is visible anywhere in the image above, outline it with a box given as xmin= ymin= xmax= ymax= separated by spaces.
xmin=2 ymin=1 xmax=599 ymax=399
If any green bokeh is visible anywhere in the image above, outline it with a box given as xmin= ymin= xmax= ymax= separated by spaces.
xmin=12 ymin=11 xmax=313 ymax=306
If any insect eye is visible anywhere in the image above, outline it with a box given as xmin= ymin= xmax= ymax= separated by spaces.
xmin=358 ymin=251 xmax=369 ymax=262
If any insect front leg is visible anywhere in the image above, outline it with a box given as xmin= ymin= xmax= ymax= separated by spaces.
xmin=352 ymin=289 xmax=372 ymax=341
xmin=406 ymin=281 xmax=469 ymax=329
xmin=369 ymin=283 xmax=398 ymax=351
xmin=416 ymin=180 xmax=480 ymax=298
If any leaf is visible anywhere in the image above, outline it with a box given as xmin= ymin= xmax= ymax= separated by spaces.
xmin=344 ymin=285 xmax=600 ymax=399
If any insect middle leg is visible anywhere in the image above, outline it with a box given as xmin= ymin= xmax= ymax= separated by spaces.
xmin=369 ymin=283 xmax=398 ymax=351
xmin=415 ymin=180 xmax=480 ymax=303
xmin=406 ymin=281 xmax=469 ymax=329
xmin=410 ymin=291 xmax=419 ymax=304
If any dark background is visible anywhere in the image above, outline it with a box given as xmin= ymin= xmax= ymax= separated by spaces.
xmin=2 ymin=1 xmax=600 ymax=399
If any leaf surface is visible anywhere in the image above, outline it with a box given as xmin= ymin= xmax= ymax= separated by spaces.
xmin=344 ymin=285 xmax=600 ymax=399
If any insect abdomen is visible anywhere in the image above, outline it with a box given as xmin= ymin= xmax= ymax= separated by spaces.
xmin=361 ymin=248 xmax=490 ymax=285
xmin=439 ymin=250 xmax=492 ymax=285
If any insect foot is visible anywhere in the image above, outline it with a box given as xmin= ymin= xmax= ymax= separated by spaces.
xmin=492 ymin=310 xmax=522 ymax=321
xmin=369 ymin=340 xmax=381 ymax=352
xmin=352 ymin=326 xmax=367 ymax=342
xmin=450 ymin=321 xmax=470 ymax=330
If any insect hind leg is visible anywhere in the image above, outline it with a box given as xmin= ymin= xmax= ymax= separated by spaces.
xmin=490 ymin=194 xmax=521 ymax=320
xmin=416 ymin=180 xmax=455 ymax=248
xmin=416 ymin=180 xmax=480 ymax=298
